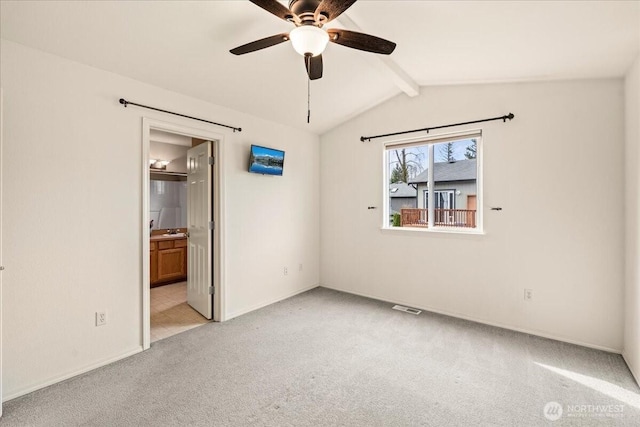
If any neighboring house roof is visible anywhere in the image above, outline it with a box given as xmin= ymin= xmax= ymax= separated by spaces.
xmin=389 ymin=182 xmax=417 ymax=198
xmin=409 ymin=159 xmax=477 ymax=184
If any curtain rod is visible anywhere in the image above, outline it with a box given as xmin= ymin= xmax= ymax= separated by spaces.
xmin=360 ymin=113 xmax=514 ymax=142
xmin=119 ymin=98 xmax=242 ymax=133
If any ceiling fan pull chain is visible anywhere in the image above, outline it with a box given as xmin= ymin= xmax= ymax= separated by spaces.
xmin=307 ymin=78 xmax=311 ymax=124
xmin=307 ymin=55 xmax=311 ymax=124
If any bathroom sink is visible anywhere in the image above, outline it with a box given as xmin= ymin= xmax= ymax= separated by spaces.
xmin=162 ymin=233 xmax=186 ymax=237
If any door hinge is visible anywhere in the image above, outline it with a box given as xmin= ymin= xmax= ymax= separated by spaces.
xmin=208 ymin=156 xmax=215 ymax=166
xmin=208 ymin=221 xmax=215 ymax=230
xmin=208 ymin=286 xmax=215 ymax=295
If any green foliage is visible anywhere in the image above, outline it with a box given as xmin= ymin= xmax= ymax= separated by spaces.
xmin=392 ymin=213 xmax=401 ymax=227
xmin=390 ymin=164 xmax=404 ymax=184
xmin=465 ymin=139 xmax=477 ymax=159
xmin=439 ymin=142 xmax=455 ymax=162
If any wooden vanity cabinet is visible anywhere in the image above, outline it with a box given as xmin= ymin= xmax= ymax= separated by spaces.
xmin=150 ymin=237 xmax=187 ymax=287
xmin=150 ymin=241 xmax=158 ymax=284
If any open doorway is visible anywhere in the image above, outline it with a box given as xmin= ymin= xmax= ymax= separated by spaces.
xmin=142 ymin=119 xmax=224 ymax=350
xmin=149 ymin=133 xmax=205 ymax=342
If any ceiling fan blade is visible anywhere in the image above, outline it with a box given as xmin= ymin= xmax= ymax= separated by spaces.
xmin=305 ymin=55 xmax=323 ymax=80
xmin=250 ymin=0 xmax=299 ymax=23
xmin=314 ymin=0 xmax=357 ymax=24
xmin=230 ymin=33 xmax=290 ymax=55
xmin=327 ymin=29 xmax=396 ymax=55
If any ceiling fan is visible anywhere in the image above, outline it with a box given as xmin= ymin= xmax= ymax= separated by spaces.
xmin=230 ymin=0 xmax=397 ymax=80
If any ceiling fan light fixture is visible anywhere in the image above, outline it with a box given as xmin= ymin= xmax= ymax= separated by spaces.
xmin=289 ymin=26 xmax=329 ymax=57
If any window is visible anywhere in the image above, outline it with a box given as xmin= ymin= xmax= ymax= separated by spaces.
xmin=385 ymin=132 xmax=481 ymax=231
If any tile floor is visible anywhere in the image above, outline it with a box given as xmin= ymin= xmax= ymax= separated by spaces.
xmin=150 ymin=281 xmax=209 ymax=342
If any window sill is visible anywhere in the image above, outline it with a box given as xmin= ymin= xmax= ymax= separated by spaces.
xmin=380 ymin=226 xmax=485 ymax=237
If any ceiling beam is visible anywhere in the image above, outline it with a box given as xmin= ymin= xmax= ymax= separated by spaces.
xmin=335 ymin=14 xmax=420 ymax=97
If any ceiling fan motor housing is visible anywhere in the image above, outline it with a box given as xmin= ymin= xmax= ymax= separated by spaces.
xmin=289 ymin=0 xmax=326 ymax=25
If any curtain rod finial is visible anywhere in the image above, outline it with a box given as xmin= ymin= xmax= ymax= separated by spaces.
xmin=119 ymin=98 xmax=128 ymax=107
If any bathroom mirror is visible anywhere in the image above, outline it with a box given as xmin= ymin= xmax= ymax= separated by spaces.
xmin=150 ymin=175 xmax=187 ymax=230
xmin=149 ymin=137 xmax=190 ymax=231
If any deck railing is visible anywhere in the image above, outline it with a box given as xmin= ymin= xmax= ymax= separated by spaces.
xmin=400 ymin=208 xmax=476 ymax=228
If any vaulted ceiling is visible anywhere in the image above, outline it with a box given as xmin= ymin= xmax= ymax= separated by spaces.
xmin=1 ymin=1 xmax=638 ymax=134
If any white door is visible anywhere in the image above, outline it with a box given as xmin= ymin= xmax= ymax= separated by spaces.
xmin=187 ymin=141 xmax=213 ymax=319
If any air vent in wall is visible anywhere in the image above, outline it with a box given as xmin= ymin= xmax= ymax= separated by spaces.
xmin=392 ymin=305 xmax=422 ymax=315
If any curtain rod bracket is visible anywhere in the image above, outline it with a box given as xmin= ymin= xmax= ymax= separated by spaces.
xmin=119 ymin=98 xmax=242 ymax=133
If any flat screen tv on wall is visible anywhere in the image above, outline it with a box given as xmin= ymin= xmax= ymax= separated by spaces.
xmin=248 ymin=145 xmax=285 ymax=176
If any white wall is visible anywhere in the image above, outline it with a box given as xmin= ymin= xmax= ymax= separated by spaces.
xmin=320 ymin=79 xmax=625 ymax=352
xmin=624 ymin=55 xmax=640 ymax=382
xmin=0 ymin=40 xmax=320 ymax=399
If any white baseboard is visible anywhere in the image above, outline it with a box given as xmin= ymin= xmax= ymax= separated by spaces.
xmin=320 ymin=285 xmax=622 ymax=354
xmin=3 ymin=346 xmax=143 ymax=403
xmin=225 ymin=283 xmax=319 ymax=320
xmin=622 ymin=351 xmax=640 ymax=387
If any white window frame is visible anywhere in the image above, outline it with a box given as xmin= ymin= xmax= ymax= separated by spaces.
xmin=382 ymin=130 xmax=483 ymax=234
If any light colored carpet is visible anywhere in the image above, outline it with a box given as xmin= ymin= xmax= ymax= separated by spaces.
xmin=3 ymin=287 xmax=640 ymax=426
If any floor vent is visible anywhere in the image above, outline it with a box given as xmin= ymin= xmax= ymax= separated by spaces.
xmin=392 ymin=305 xmax=422 ymax=315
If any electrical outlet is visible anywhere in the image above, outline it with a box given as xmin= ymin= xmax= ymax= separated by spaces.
xmin=524 ymin=289 xmax=533 ymax=301
xmin=283 ymin=267 xmax=288 ymax=276
xmin=299 ymin=263 xmax=303 ymax=272
xmin=96 ymin=311 xmax=107 ymax=326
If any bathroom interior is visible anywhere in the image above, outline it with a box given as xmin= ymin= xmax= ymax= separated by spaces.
xmin=149 ymin=132 xmax=209 ymax=342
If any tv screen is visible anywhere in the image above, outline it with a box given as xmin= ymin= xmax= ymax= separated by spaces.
xmin=249 ymin=145 xmax=285 ymax=176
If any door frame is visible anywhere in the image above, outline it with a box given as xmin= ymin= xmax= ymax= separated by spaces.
xmin=0 ymin=88 xmax=4 ymax=415
xmin=141 ymin=118 xmax=225 ymax=350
